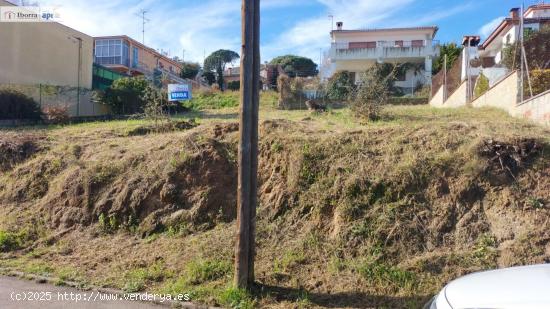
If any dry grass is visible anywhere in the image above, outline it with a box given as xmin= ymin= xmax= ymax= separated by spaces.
xmin=1 ymin=104 xmax=549 ymax=309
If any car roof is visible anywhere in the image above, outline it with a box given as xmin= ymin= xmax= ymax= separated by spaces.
xmin=445 ymin=264 xmax=550 ymax=309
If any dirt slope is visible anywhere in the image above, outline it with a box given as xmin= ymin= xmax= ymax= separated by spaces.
xmin=1 ymin=107 xmax=550 ymax=308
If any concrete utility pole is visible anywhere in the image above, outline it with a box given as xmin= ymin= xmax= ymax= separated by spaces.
xmin=235 ymin=0 xmax=260 ymax=289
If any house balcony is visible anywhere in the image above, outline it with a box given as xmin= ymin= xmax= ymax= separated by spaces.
xmin=329 ymin=40 xmax=440 ymax=63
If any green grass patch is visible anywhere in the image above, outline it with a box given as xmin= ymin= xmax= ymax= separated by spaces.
xmin=185 ymin=259 xmax=232 ymax=285
xmin=356 ymin=261 xmax=416 ymax=292
xmin=0 ymin=230 xmax=23 ymax=252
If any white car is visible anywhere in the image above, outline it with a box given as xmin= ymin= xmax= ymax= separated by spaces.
xmin=425 ymin=264 xmax=550 ymax=309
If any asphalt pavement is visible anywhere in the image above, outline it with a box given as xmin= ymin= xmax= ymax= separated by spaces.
xmin=0 ymin=276 xmax=166 ymax=309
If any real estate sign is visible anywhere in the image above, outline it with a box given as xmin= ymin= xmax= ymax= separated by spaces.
xmin=168 ymin=84 xmax=192 ymax=101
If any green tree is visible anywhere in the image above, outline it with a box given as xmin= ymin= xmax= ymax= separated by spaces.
xmin=269 ymin=55 xmax=318 ymax=77
xmin=502 ymin=27 xmax=550 ymax=70
xmin=180 ymin=62 xmax=200 ymax=79
xmin=474 ymin=73 xmax=489 ymax=98
xmin=204 ymin=49 xmax=240 ymax=91
xmin=202 ymin=72 xmax=216 ymax=86
xmin=433 ymin=43 xmax=462 ymax=75
xmin=99 ymin=77 xmax=149 ymax=114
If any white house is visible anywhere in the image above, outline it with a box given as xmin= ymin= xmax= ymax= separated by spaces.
xmin=479 ymin=5 xmax=550 ymax=69
xmin=320 ymin=22 xmax=440 ymax=93
xmin=457 ymin=5 xmax=550 ymax=88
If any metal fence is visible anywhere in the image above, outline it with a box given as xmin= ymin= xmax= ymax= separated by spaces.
xmin=0 ymin=83 xmax=110 ymax=117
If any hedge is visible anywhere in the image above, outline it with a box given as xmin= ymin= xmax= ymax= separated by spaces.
xmin=0 ymin=88 xmax=43 ymax=120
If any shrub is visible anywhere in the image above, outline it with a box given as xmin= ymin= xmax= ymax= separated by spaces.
xmin=350 ymin=64 xmax=397 ymax=121
xmin=529 ymin=69 xmax=550 ymax=97
xmin=277 ymin=74 xmax=292 ymax=109
xmin=142 ymin=85 xmax=170 ymax=124
xmin=98 ymin=77 xmax=149 ymax=114
xmin=502 ymin=27 xmax=550 ymax=71
xmin=326 ymin=71 xmax=355 ymax=102
xmin=0 ymin=230 xmax=22 ymax=252
xmin=227 ymin=80 xmax=240 ymax=91
xmin=43 ymin=106 xmax=70 ymax=124
xmin=474 ymin=73 xmax=490 ymax=98
xmin=277 ymin=75 xmax=308 ymax=109
xmin=0 ymin=88 xmax=42 ymax=120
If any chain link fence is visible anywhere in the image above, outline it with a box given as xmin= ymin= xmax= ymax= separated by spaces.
xmin=0 ymin=83 xmax=110 ymax=117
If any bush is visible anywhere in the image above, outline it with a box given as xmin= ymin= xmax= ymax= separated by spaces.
xmin=350 ymin=65 xmax=396 ymax=121
xmin=529 ymin=69 xmax=550 ymax=97
xmin=502 ymin=27 xmax=550 ymax=71
xmin=98 ymin=77 xmax=149 ymax=114
xmin=326 ymin=71 xmax=355 ymax=102
xmin=474 ymin=73 xmax=490 ymax=98
xmin=227 ymin=80 xmax=240 ymax=91
xmin=43 ymin=106 xmax=70 ymax=124
xmin=276 ymin=75 xmax=307 ymax=109
xmin=0 ymin=88 xmax=42 ymax=120
xmin=0 ymin=230 xmax=22 ymax=252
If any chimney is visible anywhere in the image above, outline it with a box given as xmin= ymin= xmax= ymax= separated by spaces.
xmin=336 ymin=22 xmax=343 ymax=30
xmin=462 ymin=35 xmax=481 ymax=47
xmin=510 ymin=8 xmax=520 ymax=19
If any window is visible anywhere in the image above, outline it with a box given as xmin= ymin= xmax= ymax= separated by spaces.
xmin=412 ymin=40 xmax=424 ymax=47
xmin=349 ymin=41 xmax=376 ymax=49
xmin=132 ymin=47 xmax=139 ymax=68
xmin=94 ymin=39 xmax=129 ymax=66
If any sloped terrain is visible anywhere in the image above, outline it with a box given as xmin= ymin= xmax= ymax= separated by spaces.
xmin=0 ymin=106 xmax=549 ymax=308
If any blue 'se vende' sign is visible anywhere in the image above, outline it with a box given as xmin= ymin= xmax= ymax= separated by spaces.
xmin=171 ymin=91 xmax=189 ymax=100
xmin=168 ymin=84 xmax=192 ymax=101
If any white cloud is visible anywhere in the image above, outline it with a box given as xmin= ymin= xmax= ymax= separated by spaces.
xmin=28 ymin=0 xmax=481 ymax=66
xmin=34 ymin=0 xmax=245 ymax=63
xmin=262 ymin=0 xmax=415 ymax=63
xmin=479 ymin=16 xmax=504 ymax=39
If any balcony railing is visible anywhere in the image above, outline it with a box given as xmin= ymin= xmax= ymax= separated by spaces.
xmin=329 ymin=40 xmax=440 ymax=61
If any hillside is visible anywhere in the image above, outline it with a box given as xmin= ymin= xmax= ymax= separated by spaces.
xmin=1 ymin=105 xmax=549 ymax=309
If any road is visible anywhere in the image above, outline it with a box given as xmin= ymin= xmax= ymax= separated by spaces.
xmin=0 ymin=276 xmax=166 ymax=309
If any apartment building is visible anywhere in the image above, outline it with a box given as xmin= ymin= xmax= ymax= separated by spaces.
xmin=93 ymin=35 xmax=185 ymax=84
xmin=0 ymin=0 xmax=93 ymax=88
xmin=321 ymin=22 xmax=440 ymax=92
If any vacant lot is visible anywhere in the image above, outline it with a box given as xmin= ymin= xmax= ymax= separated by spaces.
xmin=1 ymin=104 xmax=549 ymax=309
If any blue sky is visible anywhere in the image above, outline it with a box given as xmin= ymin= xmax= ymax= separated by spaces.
xmin=22 ymin=0 xmax=545 ymax=64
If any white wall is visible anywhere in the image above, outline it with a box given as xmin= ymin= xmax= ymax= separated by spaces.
xmin=332 ymin=29 xmax=435 ymax=44
xmin=433 ymin=81 xmax=467 ymax=108
xmin=430 ymin=84 xmax=445 ymax=107
xmin=471 ymin=71 xmax=518 ymax=114
xmin=515 ymin=90 xmax=550 ymax=126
